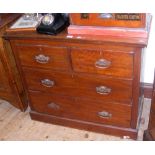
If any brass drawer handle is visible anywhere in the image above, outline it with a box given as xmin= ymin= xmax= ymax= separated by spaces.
xmin=35 ymin=54 xmax=50 ymax=64
xmin=98 ymin=111 xmax=112 ymax=118
xmin=41 ymin=79 xmax=55 ymax=87
xmin=95 ymin=58 xmax=111 ymax=69
xmin=48 ymin=102 xmax=60 ymax=110
xmin=96 ymin=86 xmax=111 ymax=95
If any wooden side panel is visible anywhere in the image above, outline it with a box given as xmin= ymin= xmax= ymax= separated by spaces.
xmin=1 ymin=39 xmax=28 ymax=111
xmin=0 ymin=14 xmax=27 ymax=111
xmin=131 ymin=48 xmax=142 ymax=128
xmin=0 ymin=59 xmax=11 ymax=92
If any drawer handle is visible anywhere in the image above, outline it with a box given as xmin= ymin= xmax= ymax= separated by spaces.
xmin=99 ymin=13 xmax=113 ymax=19
xmin=96 ymin=86 xmax=111 ymax=95
xmin=98 ymin=111 xmax=112 ymax=118
xmin=48 ymin=102 xmax=60 ymax=110
xmin=35 ymin=54 xmax=50 ymax=64
xmin=95 ymin=59 xmax=111 ymax=69
xmin=41 ymin=79 xmax=55 ymax=87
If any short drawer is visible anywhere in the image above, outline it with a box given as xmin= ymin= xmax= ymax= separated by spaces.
xmin=29 ymin=91 xmax=132 ymax=128
xmin=71 ymin=48 xmax=134 ymax=78
xmin=15 ymin=44 xmax=70 ymax=70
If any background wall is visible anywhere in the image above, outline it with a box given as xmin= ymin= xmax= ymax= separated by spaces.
xmin=143 ymin=13 xmax=155 ymax=83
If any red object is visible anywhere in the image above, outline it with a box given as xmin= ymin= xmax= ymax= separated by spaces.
xmin=68 ymin=25 xmax=148 ymax=38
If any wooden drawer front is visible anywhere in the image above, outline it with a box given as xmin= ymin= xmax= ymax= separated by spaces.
xmin=23 ymin=68 xmax=132 ymax=104
xmin=74 ymin=74 xmax=132 ymax=104
xmin=23 ymin=68 xmax=75 ymax=95
xmin=71 ymin=48 xmax=134 ymax=78
xmin=29 ymin=91 xmax=131 ymax=128
xmin=16 ymin=44 xmax=70 ymax=70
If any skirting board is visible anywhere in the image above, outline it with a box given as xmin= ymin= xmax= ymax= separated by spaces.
xmin=141 ymin=82 xmax=153 ymax=99
xmin=143 ymin=130 xmax=155 ymax=140
xmin=30 ymin=111 xmax=138 ymax=140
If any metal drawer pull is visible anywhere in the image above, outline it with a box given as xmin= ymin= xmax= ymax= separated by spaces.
xmin=98 ymin=111 xmax=112 ymax=118
xmin=41 ymin=79 xmax=55 ymax=87
xmin=35 ymin=54 xmax=50 ymax=64
xmin=95 ymin=59 xmax=111 ymax=69
xmin=96 ymin=86 xmax=111 ymax=95
xmin=99 ymin=13 xmax=113 ymax=19
xmin=48 ymin=102 xmax=60 ymax=110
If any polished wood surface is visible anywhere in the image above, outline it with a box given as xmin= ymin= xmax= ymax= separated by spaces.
xmin=0 ymin=14 xmax=27 ymax=111
xmin=4 ymin=17 xmax=150 ymax=139
xmin=0 ymin=59 xmax=11 ymax=92
xmin=69 ymin=13 xmax=146 ymax=28
xmin=23 ymin=67 xmax=132 ymax=104
xmin=14 ymin=42 xmax=71 ymax=71
xmin=29 ymin=91 xmax=131 ymax=128
xmin=5 ymin=29 xmax=148 ymax=47
xmin=71 ymin=47 xmax=134 ymax=78
xmin=68 ymin=25 xmax=148 ymax=38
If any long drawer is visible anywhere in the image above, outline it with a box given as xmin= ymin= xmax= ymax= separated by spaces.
xmin=23 ymin=67 xmax=132 ymax=104
xmin=74 ymin=74 xmax=132 ymax=104
xmin=14 ymin=43 xmax=70 ymax=71
xmin=71 ymin=47 xmax=134 ymax=79
xmin=29 ymin=91 xmax=132 ymax=128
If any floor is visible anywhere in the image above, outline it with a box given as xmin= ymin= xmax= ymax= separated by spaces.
xmin=0 ymin=98 xmax=151 ymax=141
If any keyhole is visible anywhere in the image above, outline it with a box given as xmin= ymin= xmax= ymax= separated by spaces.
xmin=39 ymin=47 xmax=42 ymax=51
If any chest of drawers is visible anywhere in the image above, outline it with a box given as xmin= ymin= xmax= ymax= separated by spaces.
xmin=4 ymin=29 xmax=148 ymax=139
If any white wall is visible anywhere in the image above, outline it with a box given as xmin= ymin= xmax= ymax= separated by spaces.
xmin=143 ymin=13 xmax=155 ymax=83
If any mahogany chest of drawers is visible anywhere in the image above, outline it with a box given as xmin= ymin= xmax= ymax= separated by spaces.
xmin=3 ymin=29 xmax=149 ymax=139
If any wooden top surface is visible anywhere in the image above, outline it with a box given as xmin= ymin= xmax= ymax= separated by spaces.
xmin=3 ymin=16 xmax=151 ymax=47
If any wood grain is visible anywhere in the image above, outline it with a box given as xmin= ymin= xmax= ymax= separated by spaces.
xmin=30 ymin=111 xmax=137 ymax=140
xmin=71 ymin=47 xmax=134 ymax=78
xmin=23 ymin=67 xmax=132 ymax=104
xmin=4 ymin=17 xmax=150 ymax=138
xmin=0 ymin=58 xmax=11 ymax=92
xmin=15 ymin=43 xmax=71 ymax=71
xmin=0 ymin=14 xmax=27 ymax=111
xmin=29 ymin=91 xmax=132 ymax=128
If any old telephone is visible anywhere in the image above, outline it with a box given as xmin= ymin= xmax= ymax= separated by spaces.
xmin=36 ymin=13 xmax=69 ymax=35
